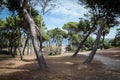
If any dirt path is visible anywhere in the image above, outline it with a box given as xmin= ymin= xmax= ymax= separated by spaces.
xmin=61 ymin=49 xmax=120 ymax=71
xmin=76 ymin=51 xmax=120 ymax=70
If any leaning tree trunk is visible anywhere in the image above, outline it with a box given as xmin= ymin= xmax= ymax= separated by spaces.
xmin=72 ymin=23 xmax=96 ymax=57
xmin=72 ymin=16 xmax=102 ymax=57
xmin=83 ymin=19 xmax=106 ymax=64
xmin=35 ymin=23 xmax=43 ymax=53
xmin=22 ymin=9 xmax=47 ymax=71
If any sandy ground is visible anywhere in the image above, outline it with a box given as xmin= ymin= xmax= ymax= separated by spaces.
xmin=97 ymin=47 xmax=120 ymax=60
xmin=0 ymin=47 xmax=120 ymax=80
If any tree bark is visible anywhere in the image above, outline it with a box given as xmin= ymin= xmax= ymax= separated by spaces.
xmin=35 ymin=24 xmax=42 ymax=53
xmin=18 ymin=36 xmax=28 ymax=60
xmin=83 ymin=19 xmax=105 ymax=64
xmin=18 ymin=47 xmax=23 ymax=60
xmin=22 ymin=36 xmax=28 ymax=55
xmin=22 ymin=8 xmax=47 ymax=71
xmin=40 ymin=21 xmax=43 ymax=53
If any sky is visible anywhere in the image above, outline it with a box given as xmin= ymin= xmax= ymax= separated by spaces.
xmin=0 ymin=0 xmax=119 ymax=39
xmin=37 ymin=0 xmax=119 ymax=39
xmin=41 ymin=0 xmax=88 ymax=30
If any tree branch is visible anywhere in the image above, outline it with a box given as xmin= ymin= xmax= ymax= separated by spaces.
xmin=22 ymin=0 xmax=28 ymax=9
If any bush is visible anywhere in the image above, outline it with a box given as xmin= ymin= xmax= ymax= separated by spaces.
xmin=48 ymin=50 xmax=61 ymax=56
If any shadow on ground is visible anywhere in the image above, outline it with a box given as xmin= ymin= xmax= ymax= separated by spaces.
xmin=0 ymin=54 xmax=120 ymax=80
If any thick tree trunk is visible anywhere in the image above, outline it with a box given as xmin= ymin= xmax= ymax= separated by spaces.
xmin=23 ymin=9 xmax=47 ymax=71
xmin=83 ymin=19 xmax=105 ymax=64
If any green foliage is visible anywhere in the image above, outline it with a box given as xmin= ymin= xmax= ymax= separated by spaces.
xmin=62 ymin=22 xmax=79 ymax=45
xmin=62 ymin=22 xmax=79 ymax=36
xmin=0 ymin=16 xmax=23 ymax=48
xmin=48 ymin=50 xmax=60 ymax=56
xmin=80 ymin=0 xmax=120 ymax=16
xmin=47 ymin=28 xmax=67 ymax=47
xmin=47 ymin=28 xmax=67 ymax=55
xmin=79 ymin=0 xmax=120 ymax=52
xmin=63 ymin=22 xmax=78 ymax=31
xmin=6 ymin=16 xmax=23 ymax=28
xmin=31 ymin=9 xmax=48 ymax=42
xmin=0 ymin=19 xmax=6 ymax=28
xmin=34 ymin=15 xmax=46 ymax=34
xmin=62 ymin=20 xmax=90 ymax=51
xmin=31 ymin=6 xmax=39 ymax=18
xmin=78 ymin=20 xmax=90 ymax=33
xmin=43 ymin=33 xmax=50 ymax=41
xmin=85 ymin=36 xmax=95 ymax=50
xmin=47 ymin=28 xmax=67 ymax=41
xmin=104 ymin=39 xmax=113 ymax=49
xmin=6 ymin=0 xmax=21 ymax=12
xmin=72 ymin=34 xmax=80 ymax=43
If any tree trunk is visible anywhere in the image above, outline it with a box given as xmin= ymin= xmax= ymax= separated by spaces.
xmin=72 ymin=17 xmax=101 ymax=57
xmin=35 ymin=24 xmax=42 ymax=53
xmin=9 ymin=38 xmax=15 ymax=57
xmin=22 ymin=9 xmax=47 ymax=71
xmin=10 ymin=46 xmax=14 ymax=57
xmin=22 ymin=36 xmax=28 ymax=55
xmin=13 ymin=46 xmax=17 ymax=55
xmin=83 ymin=19 xmax=106 ymax=64
xmin=72 ymin=25 xmax=96 ymax=57
xmin=9 ymin=34 xmax=15 ymax=57
xmin=29 ymin=39 xmax=33 ymax=55
xmin=18 ymin=47 xmax=23 ymax=60
xmin=102 ymin=33 xmax=105 ymax=50
xmin=18 ymin=36 xmax=28 ymax=60
xmin=40 ymin=21 xmax=43 ymax=53
xmin=27 ymin=39 xmax=30 ymax=55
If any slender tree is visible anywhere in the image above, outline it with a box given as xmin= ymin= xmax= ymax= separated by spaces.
xmin=84 ymin=17 xmax=106 ymax=64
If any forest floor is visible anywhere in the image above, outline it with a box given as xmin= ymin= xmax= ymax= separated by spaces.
xmin=0 ymin=47 xmax=120 ymax=80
